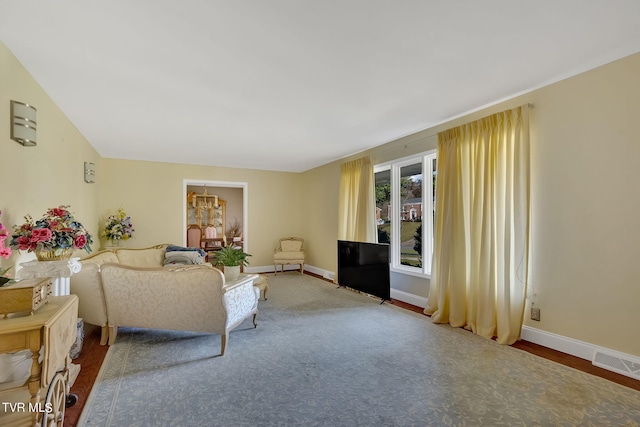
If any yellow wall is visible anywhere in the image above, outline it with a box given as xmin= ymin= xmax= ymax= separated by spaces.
xmin=0 ymin=41 xmax=101 ymax=268
xmin=527 ymin=53 xmax=640 ymax=355
xmin=3 ymin=37 xmax=639 ymax=357
xmin=301 ymin=53 xmax=640 ymax=357
xmin=99 ymin=158 xmax=303 ymax=267
xmin=299 ymin=160 xmax=341 ymax=272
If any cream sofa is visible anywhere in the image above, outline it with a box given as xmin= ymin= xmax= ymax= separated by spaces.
xmin=70 ymin=245 xmax=170 ymax=345
xmin=70 ymin=244 xmax=259 ymax=356
xmin=100 ymin=263 xmax=259 ymax=355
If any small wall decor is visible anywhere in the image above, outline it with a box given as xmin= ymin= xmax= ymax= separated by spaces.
xmin=84 ymin=162 xmax=95 ymax=183
xmin=10 ymin=100 xmax=37 ymax=146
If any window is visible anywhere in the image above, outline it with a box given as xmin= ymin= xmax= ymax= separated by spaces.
xmin=375 ymin=150 xmax=436 ymax=277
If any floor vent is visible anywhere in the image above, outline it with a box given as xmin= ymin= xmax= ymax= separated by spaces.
xmin=592 ymin=350 xmax=640 ymax=380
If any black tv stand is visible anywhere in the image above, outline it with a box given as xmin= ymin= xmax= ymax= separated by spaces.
xmin=335 ymin=283 xmax=388 ymax=304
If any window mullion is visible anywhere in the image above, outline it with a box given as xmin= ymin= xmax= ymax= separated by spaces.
xmin=391 ymin=164 xmax=401 ymax=268
xmin=422 ymin=157 xmax=428 ymax=275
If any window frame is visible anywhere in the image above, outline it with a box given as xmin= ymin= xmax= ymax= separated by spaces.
xmin=375 ymin=149 xmax=436 ymax=279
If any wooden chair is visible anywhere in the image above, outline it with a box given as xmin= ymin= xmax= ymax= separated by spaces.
xmin=201 ymin=225 xmax=225 ymax=253
xmin=186 ymin=225 xmax=202 ymax=249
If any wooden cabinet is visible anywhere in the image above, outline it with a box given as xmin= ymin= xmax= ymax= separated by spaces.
xmin=211 ymin=199 xmax=226 ymax=237
xmin=187 ymin=193 xmax=226 ymax=237
xmin=0 ymin=278 xmax=52 ymax=317
xmin=0 ymin=295 xmax=78 ymax=426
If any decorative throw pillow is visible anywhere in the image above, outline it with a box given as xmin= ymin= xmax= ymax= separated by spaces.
xmin=164 ymin=251 xmax=205 ymax=265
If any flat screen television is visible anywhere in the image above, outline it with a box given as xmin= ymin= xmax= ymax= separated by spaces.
xmin=337 ymin=240 xmax=390 ymax=302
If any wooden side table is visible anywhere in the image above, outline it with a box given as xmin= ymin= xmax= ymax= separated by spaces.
xmin=0 ymin=295 xmax=78 ymax=426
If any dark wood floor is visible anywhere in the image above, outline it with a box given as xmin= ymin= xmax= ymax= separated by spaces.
xmin=63 ymin=285 xmax=639 ymax=426
xmin=64 ymin=324 xmax=109 ymax=426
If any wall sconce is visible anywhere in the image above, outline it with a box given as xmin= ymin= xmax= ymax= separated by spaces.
xmin=10 ymin=100 xmax=37 ymax=146
xmin=84 ymin=162 xmax=95 ymax=183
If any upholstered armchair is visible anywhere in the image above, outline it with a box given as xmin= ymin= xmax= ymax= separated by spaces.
xmin=273 ymin=237 xmax=305 ymax=274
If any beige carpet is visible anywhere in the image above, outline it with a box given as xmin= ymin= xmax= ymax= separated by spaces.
xmin=80 ymin=273 xmax=640 ymax=426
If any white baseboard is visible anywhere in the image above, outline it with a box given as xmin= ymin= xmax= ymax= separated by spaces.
xmin=244 ymin=264 xmax=334 ymax=278
xmin=520 ymin=326 xmax=596 ymax=360
xmin=304 ymin=265 xmax=335 ymax=281
xmin=521 ymin=326 xmax=640 ymax=380
xmin=244 ymin=265 xmax=276 ymax=274
xmin=390 ymin=289 xmax=428 ymax=308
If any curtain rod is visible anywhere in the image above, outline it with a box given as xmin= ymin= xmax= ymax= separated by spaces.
xmin=376 ymin=135 xmax=435 ymax=156
xmin=377 ymin=103 xmax=533 ymax=157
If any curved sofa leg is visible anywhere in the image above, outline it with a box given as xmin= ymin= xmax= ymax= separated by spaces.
xmin=100 ymin=326 xmax=109 ymax=346
xmin=252 ymin=313 xmax=258 ymax=328
xmin=221 ymin=333 xmax=228 ymax=356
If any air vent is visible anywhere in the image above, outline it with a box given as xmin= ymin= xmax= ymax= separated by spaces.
xmin=592 ymin=350 xmax=640 ymax=380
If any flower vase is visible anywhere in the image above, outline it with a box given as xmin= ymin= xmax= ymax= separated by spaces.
xmin=106 ymin=239 xmax=121 ymax=249
xmin=223 ymin=265 xmax=241 ymax=282
xmin=35 ymin=248 xmax=74 ymax=261
xmin=70 ymin=318 xmax=84 ymax=359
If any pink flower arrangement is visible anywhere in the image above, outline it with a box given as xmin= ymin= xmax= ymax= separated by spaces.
xmin=10 ymin=205 xmax=93 ymax=255
xmin=0 ymin=210 xmax=12 ymax=259
xmin=0 ymin=210 xmax=12 ymax=281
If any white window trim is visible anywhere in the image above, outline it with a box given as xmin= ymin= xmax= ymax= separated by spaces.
xmin=375 ymin=149 xmax=436 ymax=279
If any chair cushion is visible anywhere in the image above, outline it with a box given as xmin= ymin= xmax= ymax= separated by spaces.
xmin=81 ymin=251 xmax=119 ymax=265
xmin=274 ymin=251 xmax=305 ymax=261
xmin=116 ymin=248 xmax=166 ymax=267
xmin=204 ymin=226 xmax=217 ymax=239
xmin=281 ymin=240 xmax=302 ymax=252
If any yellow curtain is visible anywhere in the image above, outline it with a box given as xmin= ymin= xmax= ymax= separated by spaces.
xmin=338 ymin=156 xmax=376 ymax=243
xmin=425 ymin=106 xmax=530 ymax=344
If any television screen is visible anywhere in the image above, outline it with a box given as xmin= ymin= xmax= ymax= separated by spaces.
xmin=337 ymin=240 xmax=390 ymax=301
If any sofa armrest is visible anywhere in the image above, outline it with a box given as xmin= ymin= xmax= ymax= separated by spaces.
xmin=70 ymin=262 xmax=109 ymax=343
xmin=223 ymin=274 xmax=259 ymax=329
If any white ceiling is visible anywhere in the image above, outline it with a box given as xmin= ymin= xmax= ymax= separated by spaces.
xmin=2 ymin=1 xmax=640 ymax=173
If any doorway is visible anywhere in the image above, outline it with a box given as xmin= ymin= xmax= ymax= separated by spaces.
xmin=183 ymin=179 xmax=248 ymax=251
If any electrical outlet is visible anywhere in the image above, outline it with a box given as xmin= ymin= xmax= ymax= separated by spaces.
xmin=531 ymin=307 xmax=541 ymax=321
